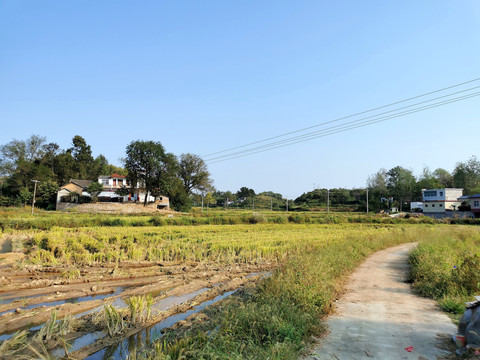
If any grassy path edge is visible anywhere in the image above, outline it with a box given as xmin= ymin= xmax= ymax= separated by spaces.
xmin=129 ymin=226 xmax=472 ymax=359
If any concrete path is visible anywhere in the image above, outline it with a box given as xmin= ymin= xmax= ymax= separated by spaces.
xmin=304 ymin=243 xmax=456 ymax=360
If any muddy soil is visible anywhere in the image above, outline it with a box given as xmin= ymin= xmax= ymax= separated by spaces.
xmin=304 ymin=243 xmax=456 ymax=360
xmin=0 ymin=248 xmax=272 ymax=359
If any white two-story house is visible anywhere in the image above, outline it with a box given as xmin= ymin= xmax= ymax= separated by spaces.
xmin=422 ymin=188 xmax=463 ymax=213
xmin=97 ymin=174 xmax=169 ymax=206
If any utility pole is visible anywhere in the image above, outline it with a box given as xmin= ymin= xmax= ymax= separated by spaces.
xmin=366 ymin=188 xmax=369 ymax=214
xmin=327 ymin=189 xmax=330 ymax=214
xmin=201 ymin=195 xmax=204 ymax=212
xmin=31 ymin=180 xmax=40 ymax=215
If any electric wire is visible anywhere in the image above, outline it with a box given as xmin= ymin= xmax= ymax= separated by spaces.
xmin=206 ymin=90 xmax=480 ymax=164
xmin=205 ymin=86 xmax=480 ymax=162
xmin=202 ymin=77 xmax=480 ymax=159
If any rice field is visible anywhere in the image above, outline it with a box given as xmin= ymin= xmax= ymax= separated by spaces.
xmin=0 ymin=208 xmax=478 ymax=359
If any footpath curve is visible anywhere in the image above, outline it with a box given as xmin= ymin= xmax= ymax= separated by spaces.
xmin=304 ymin=243 xmax=456 ymax=360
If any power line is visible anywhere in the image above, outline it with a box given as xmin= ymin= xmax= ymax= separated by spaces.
xmin=208 ymin=91 xmax=480 ymax=163
xmin=205 ymin=86 xmax=480 ymax=162
xmin=202 ymin=77 xmax=480 ymax=159
xmin=207 ymin=90 xmax=480 ymax=164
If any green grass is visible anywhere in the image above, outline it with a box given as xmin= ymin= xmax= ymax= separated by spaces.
xmin=132 ymin=225 xmax=476 ymax=360
xmin=0 ymin=206 xmax=446 ymax=231
xmin=409 ymin=226 xmax=480 ymax=316
xmin=2 ymin=207 xmax=478 ymax=359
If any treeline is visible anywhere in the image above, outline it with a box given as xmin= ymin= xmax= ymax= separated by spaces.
xmin=194 ymin=187 xmax=288 ymax=211
xmin=0 ymin=135 xmax=125 ymax=209
xmin=294 ymin=157 xmax=480 ymax=212
xmin=0 ymin=135 xmax=212 ymax=211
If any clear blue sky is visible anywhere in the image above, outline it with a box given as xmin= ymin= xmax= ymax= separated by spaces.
xmin=1 ymin=1 xmax=479 ymax=198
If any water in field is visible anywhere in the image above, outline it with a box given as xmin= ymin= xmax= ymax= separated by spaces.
xmin=50 ymin=331 xmax=104 ymax=358
xmin=85 ymin=290 xmax=236 ymax=360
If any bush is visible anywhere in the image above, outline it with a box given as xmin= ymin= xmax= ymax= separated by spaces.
xmin=245 ymin=213 xmax=267 ymax=224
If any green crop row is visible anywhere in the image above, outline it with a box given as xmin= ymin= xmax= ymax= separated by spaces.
xmin=0 ymin=206 xmax=458 ymax=232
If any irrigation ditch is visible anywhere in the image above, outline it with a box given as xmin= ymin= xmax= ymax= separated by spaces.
xmin=0 ymin=258 xmax=272 ymax=359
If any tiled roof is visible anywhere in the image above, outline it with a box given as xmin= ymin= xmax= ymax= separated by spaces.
xmin=69 ymin=179 xmax=92 ymax=189
xmin=98 ymin=173 xmax=127 ymax=179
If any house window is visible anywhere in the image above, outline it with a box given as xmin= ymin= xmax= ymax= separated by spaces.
xmin=425 ymin=204 xmax=428 ymax=207
xmin=439 ymin=204 xmax=443 ymax=207
xmin=102 ymin=179 xmax=109 ymax=185
xmin=432 ymin=204 xmax=435 ymax=207
xmin=113 ymin=179 xmax=117 ymax=186
xmin=424 ymin=191 xmax=437 ymax=197
xmin=474 ymin=201 xmax=480 ymax=207
xmin=439 ymin=191 xmax=444 ymax=196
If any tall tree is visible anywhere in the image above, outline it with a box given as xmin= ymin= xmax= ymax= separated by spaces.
xmin=433 ymin=168 xmax=453 ymax=188
xmin=41 ymin=142 xmax=60 ymax=177
xmin=416 ymin=166 xmax=441 ymax=194
xmin=366 ymin=169 xmax=389 ymax=212
xmin=178 ymin=153 xmax=212 ymax=195
xmin=54 ymin=151 xmax=76 ymax=186
xmin=0 ymin=135 xmax=46 ymax=177
xmin=386 ymin=166 xmax=416 ymax=211
xmin=236 ymin=187 xmax=255 ymax=200
xmin=453 ymin=156 xmax=480 ymax=194
xmin=124 ymin=140 xmax=174 ymax=206
xmin=69 ymin=135 xmax=94 ymax=179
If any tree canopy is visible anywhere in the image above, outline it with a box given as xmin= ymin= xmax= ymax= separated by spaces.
xmin=124 ymin=140 xmax=170 ymax=206
xmin=178 ymin=153 xmax=212 ymax=195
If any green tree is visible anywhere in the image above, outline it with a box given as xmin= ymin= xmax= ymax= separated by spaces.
xmin=0 ymin=135 xmax=46 ymax=177
xmin=124 ymin=140 xmax=174 ymax=206
xmin=453 ymin=156 xmax=480 ymax=194
xmin=36 ymin=180 xmax=59 ymax=210
xmin=69 ymin=135 xmax=94 ymax=179
xmin=86 ymin=182 xmax=104 ymax=202
xmin=106 ymin=164 xmax=127 ymax=176
xmin=386 ymin=166 xmax=416 ymax=211
xmin=178 ymin=153 xmax=212 ymax=195
xmin=17 ymin=187 xmax=32 ymax=207
xmin=41 ymin=142 xmax=60 ymax=177
xmin=433 ymin=168 xmax=453 ymax=188
xmin=294 ymin=189 xmax=327 ymax=208
xmin=93 ymin=154 xmax=109 ymax=178
xmin=54 ymin=151 xmax=76 ymax=186
xmin=236 ymin=187 xmax=255 ymax=199
xmin=416 ymin=166 xmax=441 ymax=196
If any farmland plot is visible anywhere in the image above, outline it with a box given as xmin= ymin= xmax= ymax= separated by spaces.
xmin=0 ymin=221 xmax=475 ymax=359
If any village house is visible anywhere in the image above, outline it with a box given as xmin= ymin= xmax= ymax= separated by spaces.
xmin=466 ymin=194 xmax=480 ymax=218
xmin=57 ymin=174 xmax=169 ymax=209
xmin=56 ymin=179 xmax=92 ymax=204
xmin=421 ymin=188 xmax=463 ymax=213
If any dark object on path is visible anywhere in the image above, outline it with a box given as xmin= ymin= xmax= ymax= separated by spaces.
xmin=458 ymin=296 xmax=480 ymax=347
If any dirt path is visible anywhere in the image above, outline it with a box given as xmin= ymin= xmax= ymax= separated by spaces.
xmin=305 ymin=243 xmax=456 ymax=360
